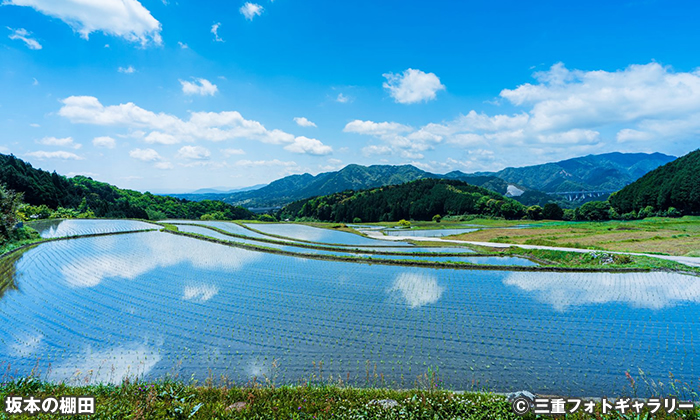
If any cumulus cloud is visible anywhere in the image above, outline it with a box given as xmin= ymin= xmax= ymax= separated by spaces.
xmin=26 ymin=150 xmax=83 ymax=160
xmin=293 ymin=117 xmax=316 ymax=127
xmin=283 ymin=136 xmax=332 ymax=155
xmin=180 ymin=78 xmax=218 ymax=96
xmin=211 ymin=22 xmax=223 ymax=42
xmin=58 ymin=96 xmax=333 ymax=155
xmin=176 ymin=145 xmax=210 ymax=160
xmin=118 ymin=65 xmax=135 ymax=74
xmin=7 ymin=27 xmax=42 ymax=49
xmin=37 ymin=136 xmax=81 ymax=149
xmin=4 ymin=0 xmax=162 ymax=46
xmin=154 ymin=161 xmax=173 ymax=170
xmin=129 ymin=148 xmax=161 ymax=161
xmin=240 ymin=2 xmax=263 ymax=20
xmin=222 ymin=148 xmax=245 ymax=157
xmin=235 ymin=159 xmax=296 ymax=167
xmin=92 ymin=136 xmax=116 ymax=148
xmin=349 ymin=62 xmax=700 ymax=168
xmin=383 ymin=68 xmax=445 ymax=104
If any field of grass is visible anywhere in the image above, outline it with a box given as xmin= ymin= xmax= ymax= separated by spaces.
xmin=444 ymin=216 xmax=700 ymax=257
xmin=1 ymin=378 xmax=697 ymax=419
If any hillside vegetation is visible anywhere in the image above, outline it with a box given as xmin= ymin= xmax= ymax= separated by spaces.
xmin=278 ymin=178 xmax=527 ymax=222
xmin=0 ymin=154 xmax=254 ymax=220
xmin=609 ymin=149 xmax=700 ymax=216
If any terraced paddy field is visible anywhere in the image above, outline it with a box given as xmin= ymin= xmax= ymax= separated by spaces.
xmin=1 ymin=220 xmax=699 ymax=398
xmin=30 ymin=218 xmax=157 ymax=238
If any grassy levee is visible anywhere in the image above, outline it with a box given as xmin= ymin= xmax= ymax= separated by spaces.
xmin=446 ymin=216 xmax=700 ymax=257
xmin=160 ymin=222 xmax=700 ymax=274
xmin=1 ymin=378 xmax=697 ymax=419
xmin=162 ymin=222 xmax=485 ymax=257
xmin=161 ymin=227 xmax=658 ymax=273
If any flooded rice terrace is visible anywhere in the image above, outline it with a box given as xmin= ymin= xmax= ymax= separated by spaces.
xmin=1 ymin=220 xmax=698 ymax=397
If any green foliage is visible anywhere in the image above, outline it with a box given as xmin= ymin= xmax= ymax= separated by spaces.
xmin=432 ymin=214 xmax=442 ymax=223
xmin=543 ymin=202 xmax=564 ymax=220
xmin=0 ymin=153 xmax=255 ymax=221
xmin=525 ymin=205 xmax=543 ymax=220
xmin=352 ymin=217 xmax=362 ymax=223
xmin=258 ymin=213 xmax=277 ymax=222
xmin=397 ymin=219 xmax=411 ymax=228
xmin=278 ymin=179 xmax=528 ymax=222
xmin=201 ymin=211 xmax=227 ymax=221
xmin=0 ymin=183 xmax=24 ymax=245
xmin=576 ymin=201 xmax=612 ymax=221
xmin=610 ymin=149 xmax=700 ymax=216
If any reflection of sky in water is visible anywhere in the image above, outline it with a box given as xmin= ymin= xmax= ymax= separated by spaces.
xmin=244 ymin=223 xmax=412 ymax=246
xmin=504 ymin=271 xmax=700 ymax=311
xmin=175 ymin=225 xmax=535 ymax=265
xmin=389 ymin=273 xmax=444 ymax=307
xmin=0 ymin=229 xmax=698 ymax=396
xmin=31 ymin=219 xmax=155 ymax=238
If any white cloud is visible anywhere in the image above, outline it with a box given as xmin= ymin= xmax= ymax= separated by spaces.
xmin=240 ymin=2 xmax=263 ymax=20
xmin=26 ymin=150 xmax=83 ymax=160
xmin=118 ymin=65 xmax=135 ymax=74
xmin=235 ymin=159 xmax=296 ymax=167
xmin=283 ymin=136 xmax=332 ymax=156
xmin=58 ymin=97 xmax=328 ymax=159
xmin=144 ymin=131 xmax=179 ymax=144
xmin=92 ymin=136 xmax=116 ymax=148
xmin=389 ymin=273 xmax=444 ymax=308
xmin=293 ymin=117 xmax=317 ymax=127
xmin=361 ymin=145 xmax=392 ymax=156
xmin=344 ymin=120 xmax=412 ymax=137
xmin=176 ymin=145 xmax=210 ymax=160
xmin=180 ymin=78 xmax=218 ymax=96
xmin=183 ymin=284 xmax=218 ymax=302
xmin=37 ymin=136 xmax=81 ymax=149
xmin=178 ymin=41 xmax=188 ymax=49
xmin=222 ymin=148 xmax=245 ymax=157
xmin=383 ymin=68 xmax=445 ymax=104
xmin=4 ymin=0 xmax=162 ymax=46
xmin=32 ymin=78 xmax=39 ymax=85
xmin=211 ymin=22 xmax=223 ymax=42
xmin=7 ymin=27 xmax=42 ymax=49
xmin=154 ymin=161 xmax=173 ymax=170
xmin=129 ymin=148 xmax=161 ymax=161
xmin=336 ymin=93 xmax=351 ymax=103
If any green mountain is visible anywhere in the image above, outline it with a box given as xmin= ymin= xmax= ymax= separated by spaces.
xmin=278 ymin=178 xmax=527 ymax=222
xmin=609 ymin=149 xmax=700 ymax=216
xmin=188 ymin=152 xmax=671 ymax=209
xmin=222 ymin=164 xmax=435 ymax=208
xmin=0 ymin=153 xmax=254 ymax=220
xmin=476 ymin=152 xmax=676 ymax=192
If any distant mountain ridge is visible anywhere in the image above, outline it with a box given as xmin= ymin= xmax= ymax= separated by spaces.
xmin=474 ymin=152 xmax=676 ymax=193
xmin=189 ymin=152 xmax=674 ymax=209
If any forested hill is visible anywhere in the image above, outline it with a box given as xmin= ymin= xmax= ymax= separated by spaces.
xmin=278 ymin=178 xmax=527 ymax=222
xmin=470 ymin=152 xmax=675 ymax=192
xmin=609 ymin=149 xmax=700 ymax=216
xmin=0 ymin=154 xmax=254 ymax=220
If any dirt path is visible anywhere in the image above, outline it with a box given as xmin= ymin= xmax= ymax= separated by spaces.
xmin=363 ymin=230 xmax=700 ymax=267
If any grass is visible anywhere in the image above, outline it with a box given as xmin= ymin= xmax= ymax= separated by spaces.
xmin=445 ymin=216 xmax=700 ymax=256
xmin=0 ymin=377 xmax=697 ymax=419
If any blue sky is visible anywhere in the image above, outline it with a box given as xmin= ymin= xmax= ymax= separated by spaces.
xmin=1 ymin=0 xmax=699 ymax=193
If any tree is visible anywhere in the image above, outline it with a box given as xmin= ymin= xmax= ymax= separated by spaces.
xmin=526 ymin=205 xmax=544 ymax=220
xmin=542 ymin=203 xmax=564 ymax=220
xmin=432 ymin=214 xmax=442 ymax=223
xmin=577 ymin=201 xmax=612 ymax=221
xmin=397 ymin=219 xmax=411 ymax=228
xmin=0 ymin=183 xmax=24 ymax=244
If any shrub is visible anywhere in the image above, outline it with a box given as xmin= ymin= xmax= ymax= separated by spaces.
xmin=352 ymin=217 xmax=362 ymax=224
xmin=397 ymin=219 xmax=411 ymax=228
xmin=258 ymin=214 xmax=277 ymax=222
xmin=526 ymin=205 xmax=544 ymax=220
xmin=432 ymin=214 xmax=442 ymax=223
